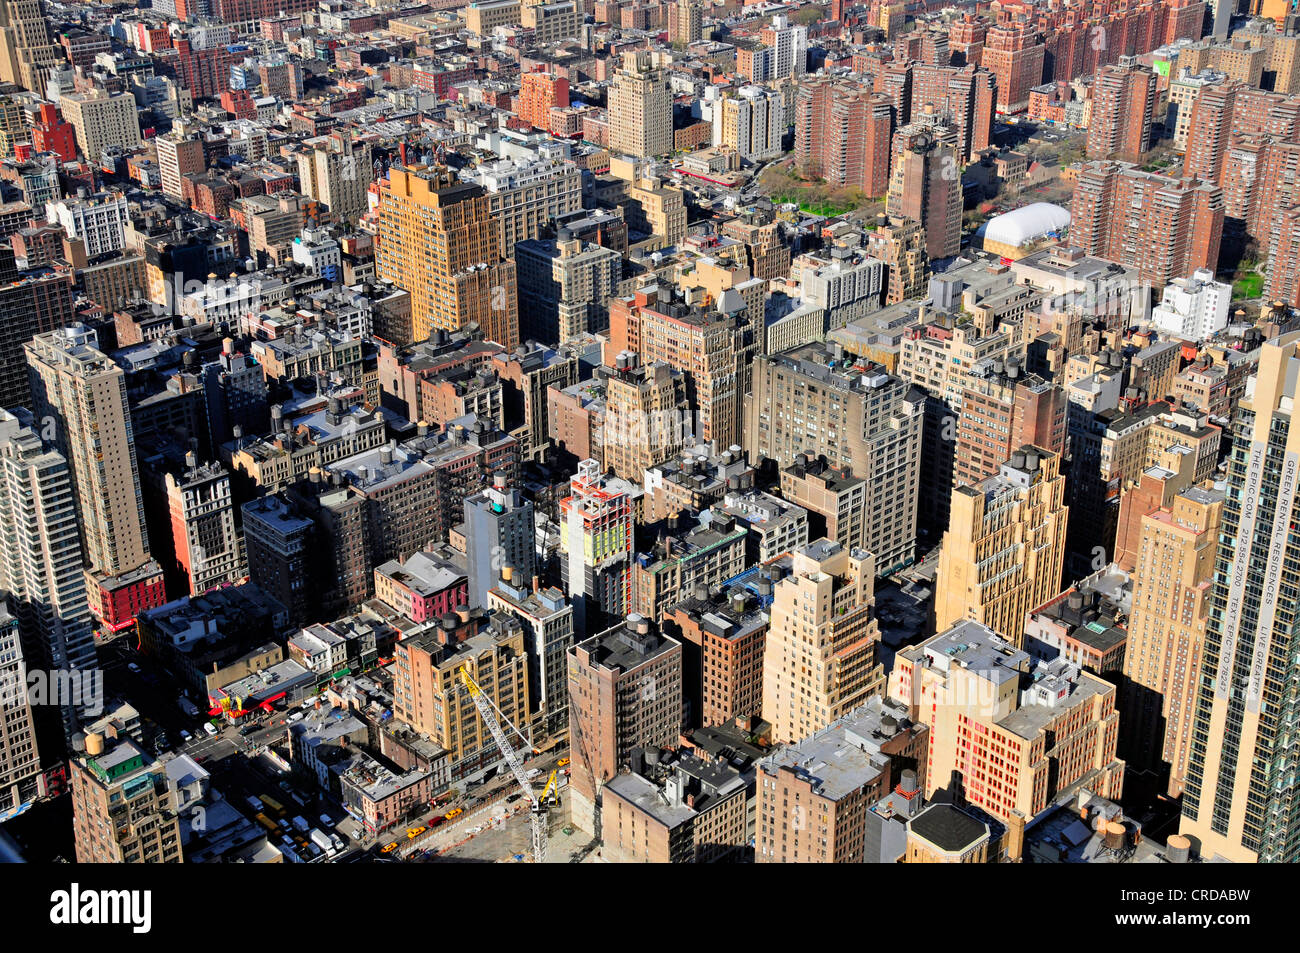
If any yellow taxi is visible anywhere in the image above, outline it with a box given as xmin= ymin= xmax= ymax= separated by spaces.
xmin=381 ymin=842 xmax=399 ymax=853
xmin=444 ymin=808 xmax=463 ymax=820
xmin=557 ymin=758 xmax=570 ymax=767
xmin=407 ymin=826 xmax=426 ymax=839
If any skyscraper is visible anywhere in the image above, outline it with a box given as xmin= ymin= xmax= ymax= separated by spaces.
xmin=376 ymin=164 xmax=520 ymax=348
xmin=935 ymin=446 xmax=1069 ymax=644
xmin=0 ymin=0 xmax=61 ymax=92
xmin=981 ymin=23 xmax=1044 ymax=114
xmin=566 ymin=614 xmax=682 ymax=834
xmin=164 ymin=456 xmax=245 ymax=597
xmin=463 ymin=474 xmax=536 ymax=608
xmin=761 ymin=539 xmax=884 ymax=744
xmin=1069 ymin=161 xmax=1224 ymax=290
xmin=71 ymin=737 xmax=182 ymax=863
xmin=1087 ymin=58 xmax=1158 ymax=163
xmin=1123 ymin=483 xmax=1222 ymax=798
xmin=296 ymin=131 xmax=374 ymax=224
xmin=608 ymin=50 xmax=672 ymax=159
xmin=886 ymin=115 xmax=963 ymax=260
xmin=1182 ymin=332 xmax=1300 ymax=862
xmin=0 ymin=408 xmax=97 ymax=741
xmin=559 ymin=459 xmax=635 ymax=633
xmin=25 ymin=325 xmax=163 ymax=631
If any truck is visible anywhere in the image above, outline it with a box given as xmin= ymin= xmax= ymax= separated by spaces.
xmin=330 ymin=833 xmax=344 ymax=853
xmin=245 ymin=795 xmax=263 ymax=812
xmin=177 ymin=697 xmax=199 ymax=718
xmin=309 ymin=828 xmax=332 ymax=853
xmin=292 ymin=816 xmax=310 ymax=833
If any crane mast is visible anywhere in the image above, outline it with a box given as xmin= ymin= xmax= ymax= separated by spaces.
xmin=458 ymin=666 xmax=552 ymax=863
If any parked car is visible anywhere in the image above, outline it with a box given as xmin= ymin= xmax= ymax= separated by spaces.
xmin=126 ymin=662 xmax=141 ymax=674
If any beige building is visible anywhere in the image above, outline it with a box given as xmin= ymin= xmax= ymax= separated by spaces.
xmin=25 ymin=325 xmax=151 ymax=581
xmin=1122 ymin=484 xmax=1222 ymax=799
xmin=391 ymin=614 xmax=530 ymax=777
xmin=602 ymin=752 xmax=751 ymax=863
xmin=297 ymin=132 xmax=374 ymax=224
xmin=890 ymin=620 xmax=1124 ymax=824
xmin=762 ymin=539 xmax=885 ymax=745
xmin=0 ymin=0 xmax=61 ymax=92
xmin=376 ymin=164 xmax=519 ymax=348
xmin=61 ymin=89 xmax=141 ymax=162
xmin=756 ymin=697 xmax=928 ymax=862
xmin=1181 ymin=331 xmax=1300 ymax=863
xmin=71 ymin=738 xmax=183 ymax=863
xmin=602 ymin=355 xmax=687 ymax=480
xmin=469 ymin=157 xmax=583 ymax=252
xmin=935 ymin=446 xmax=1068 ymax=644
xmin=567 ymin=615 xmax=682 ymax=834
xmin=155 ymin=124 xmax=207 ymax=200
xmin=609 ymin=50 xmax=672 ymax=158
xmin=465 ymin=0 xmax=521 ymax=33
xmin=748 ymin=341 xmax=923 ymax=575
xmin=520 ymin=0 xmax=581 ymax=44
xmin=713 ymin=86 xmax=784 ymax=161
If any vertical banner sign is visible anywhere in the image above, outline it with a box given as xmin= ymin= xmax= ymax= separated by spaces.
xmin=1248 ymin=451 xmax=1300 ymax=713
xmin=1218 ymin=443 xmax=1266 ymax=697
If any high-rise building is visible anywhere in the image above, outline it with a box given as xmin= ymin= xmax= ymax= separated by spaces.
xmin=1069 ymin=161 xmax=1224 ymax=290
xmin=865 ymin=213 xmax=930 ymax=304
xmin=0 ymin=599 xmax=47 ymax=815
xmin=663 ymin=585 xmax=767 ymax=729
xmin=1086 ymin=58 xmax=1157 ymax=162
xmin=295 ymin=131 xmax=374 ymax=224
xmin=713 ymin=85 xmax=784 ymax=161
xmin=1122 ymin=484 xmax=1222 ymax=798
xmin=515 ymin=232 xmax=621 ymax=344
xmin=954 ymin=366 xmax=1067 ymax=487
xmin=559 ymin=459 xmax=635 ymax=632
xmin=566 ymin=613 xmax=682 ymax=834
xmin=1181 ymin=332 xmax=1300 ymax=862
xmin=935 ymin=447 xmax=1068 ymax=644
xmin=609 ymin=286 xmax=758 ymax=452
xmin=0 ymin=0 xmax=61 ymax=92
xmin=756 ymin=697 xmax=928 ymax=863
xmin=609 ymin=50 xmax=672 ymax=158
xmin=391 ymin=613 xmax=530 ymax=779
xmin=71 ymin=737 xmax=182 ymax=863
xmin=164 ymin=456 xmax=245 ymax=597
xmin=762 ymin=539 xmax=885 ymax=744
xmin=26 ymin=325 xmax=163 ymax=629
xmin=59 ymin=89 xmax=140 ymax=162
xmin=602 ymin=355 xmax=688 ymax=481
xmin=0 ymin=245 xmax=75 ymax=411
xmin=155 ymin=122 xmax=208 ymax=201
xmin=794 ymin=80 xmax=893 ymax=194
xmin=487 ymin=574 xmax=573 ymax=736
xmin=376 ymin=164 xmax=519 ymax=348
xmin=0 ymin=409 xmax=97 ymax=742
xmin=668 ymin=0 xmax=701 ymax=46
xmin=759 ymin=14 xmax=808 ymax=80
xmin=890 ymin=620 xmax=1124 ymax=824
xmin=516 ymin=69 xmax=569 ymax=132
xmin=463 ymin=474 xmax=535 ymax=609
xmin=981 ymin=23 xmax=1044 ymax=114
xmin=910 ymin=63 xmax=997 ymax=161
xmin=748 ymin=342 xmax=923 ymax=575
xmin=886 ymin=115 xmax=963 ymax=260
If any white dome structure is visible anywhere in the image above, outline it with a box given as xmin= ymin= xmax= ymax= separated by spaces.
xmin=979 ymin=202 xmax=1071 ymax=251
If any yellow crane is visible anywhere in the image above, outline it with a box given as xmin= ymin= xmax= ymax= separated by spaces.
xmin=458 ymin=666 xmax=558 ymax=862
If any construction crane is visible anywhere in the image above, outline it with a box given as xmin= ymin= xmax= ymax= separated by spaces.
xmin=458 ymin=666 xmax=556 ymax=863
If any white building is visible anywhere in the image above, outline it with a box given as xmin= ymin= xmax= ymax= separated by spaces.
xmin=713 ymin=85 xmax=784 ymax=161
xmin=1150 ymin=268 xmax=1231 ymax=341
xmin=46 ymin=190 xmax=129 ymax=259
